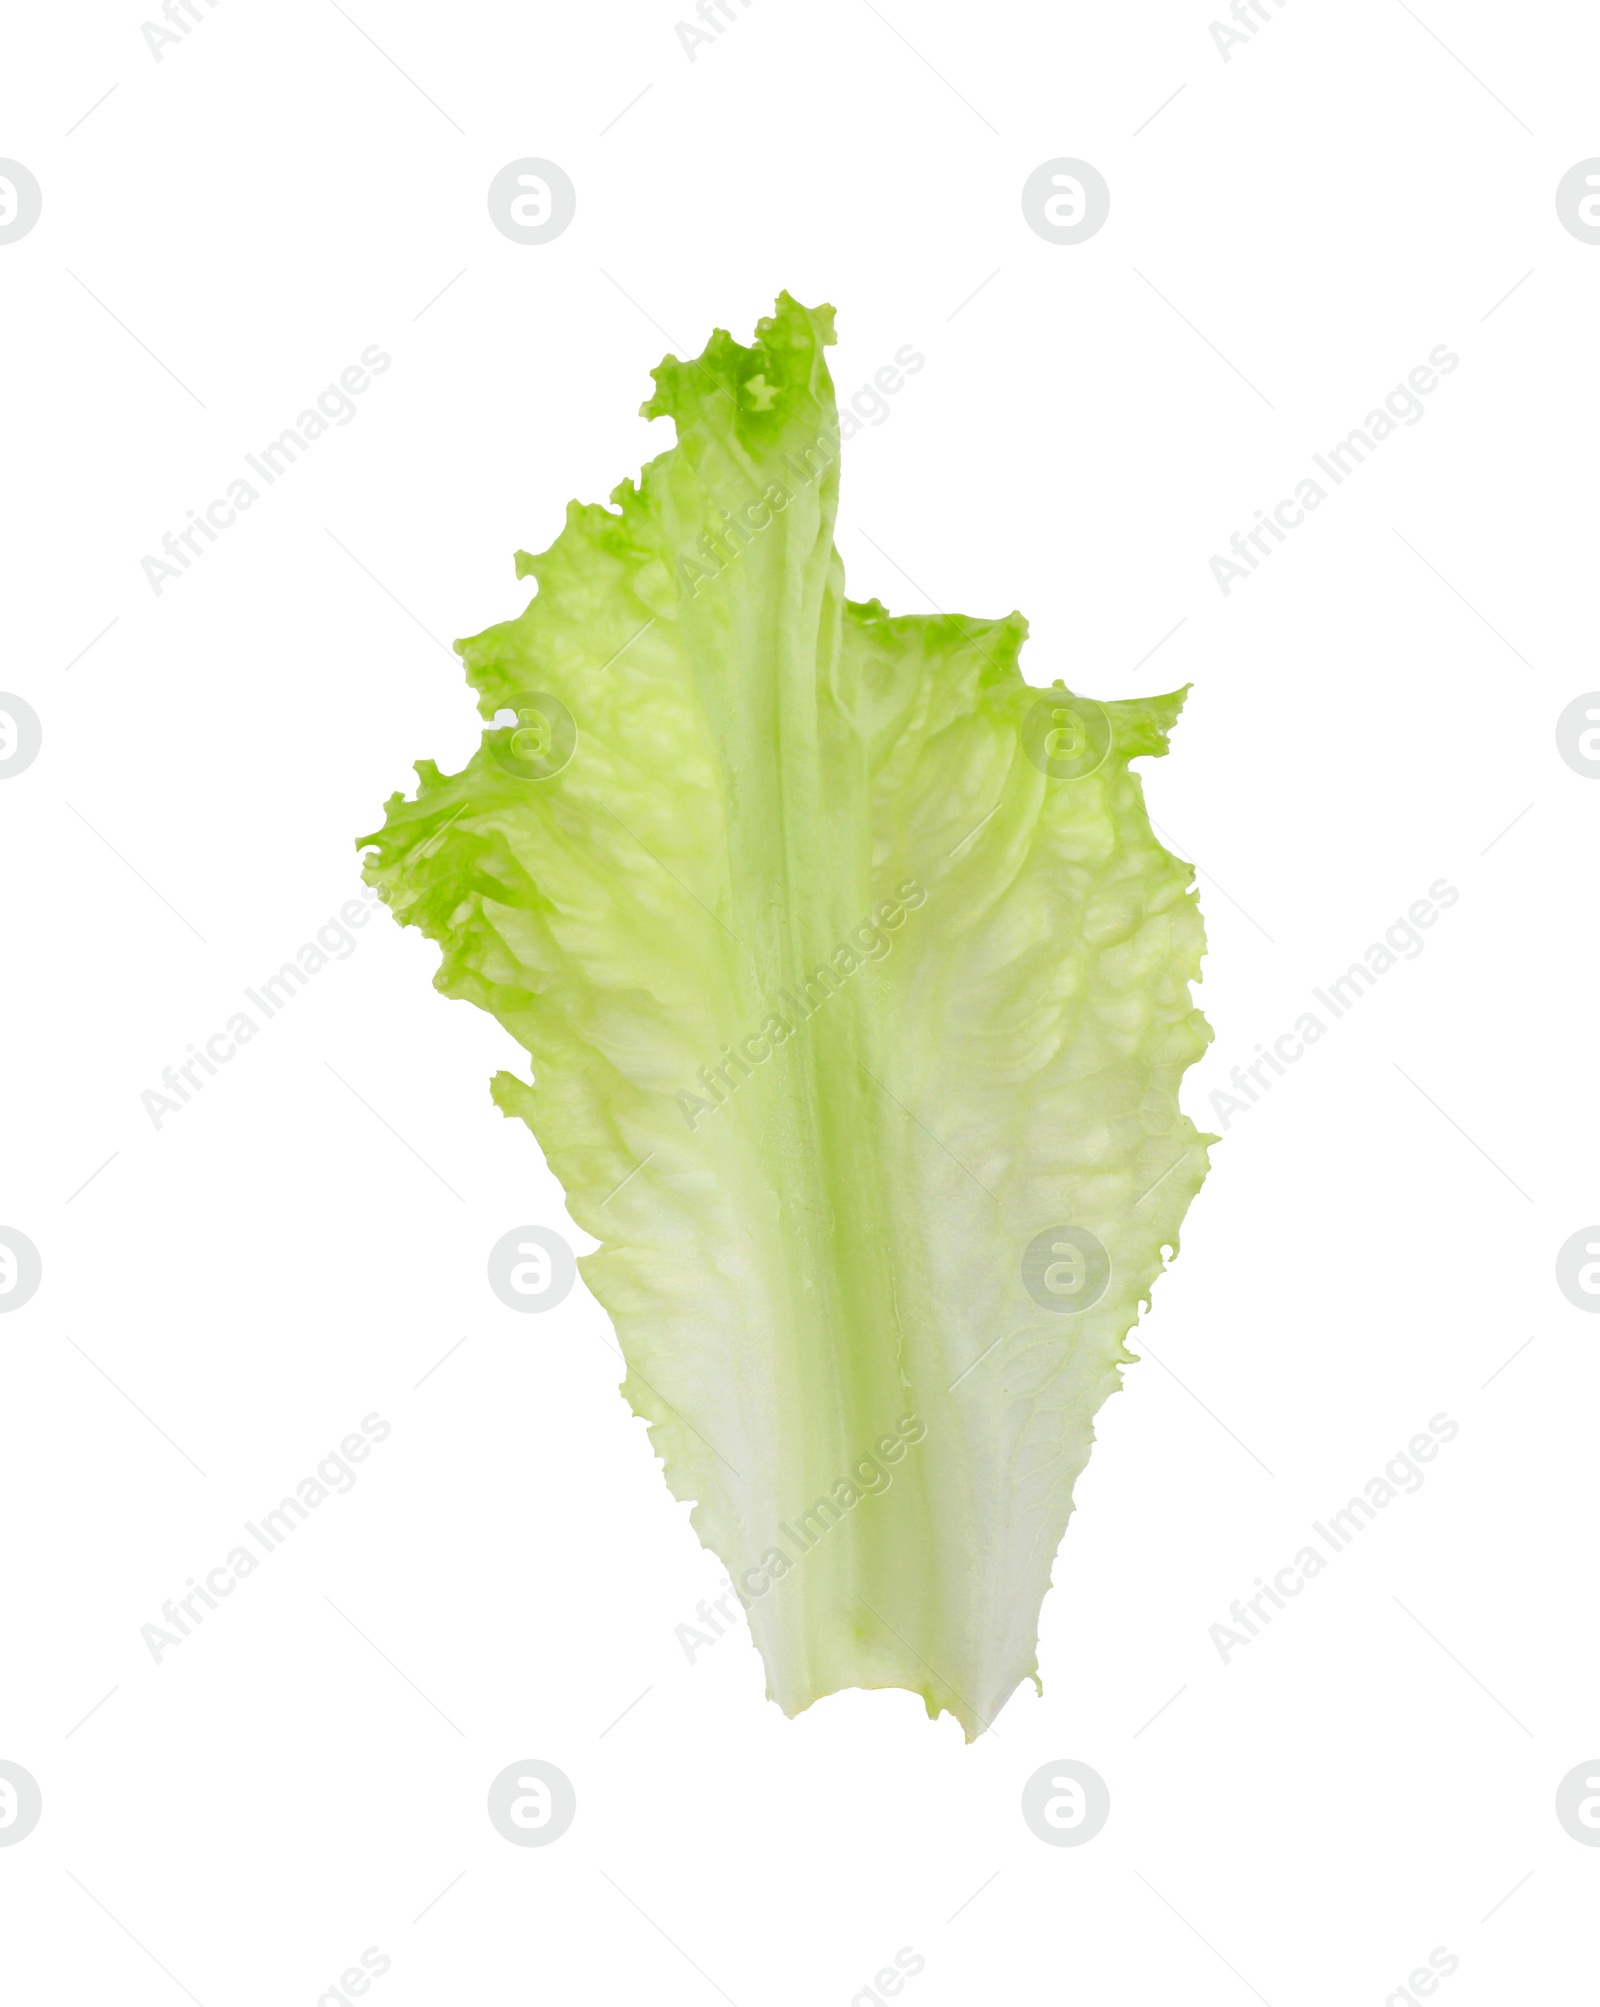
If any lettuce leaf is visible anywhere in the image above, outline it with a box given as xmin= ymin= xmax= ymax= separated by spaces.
xmin=359 ymin=294 xmax=1211 ymax=1738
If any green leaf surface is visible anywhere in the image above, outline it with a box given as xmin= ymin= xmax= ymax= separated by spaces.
xmin=360 ymin=293 xmax=1212 ymax=1737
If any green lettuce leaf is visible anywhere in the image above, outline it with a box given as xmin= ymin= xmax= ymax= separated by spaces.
xmin=359 ymin=293 xmax=1211 ymax=1738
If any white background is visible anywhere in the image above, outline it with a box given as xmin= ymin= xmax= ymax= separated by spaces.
xmin=2 ymin=1 xmax=1597 ymax=2001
